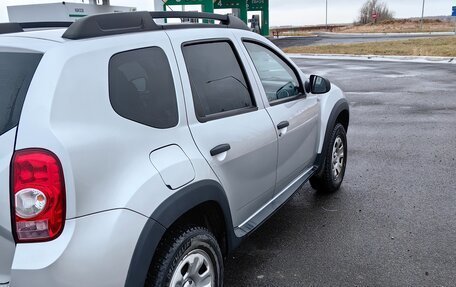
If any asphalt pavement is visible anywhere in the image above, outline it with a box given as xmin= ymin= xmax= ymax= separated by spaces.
xmin=224 ymin=58 xmax=456 ymax=286
xmin=271 ymin=32 xmax=454 ymax=49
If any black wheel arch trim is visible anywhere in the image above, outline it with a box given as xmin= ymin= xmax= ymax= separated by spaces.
xmin=125 ymin=217 xmax=166 ymax=287
xmin=124 ymin=179 xmax=238 ymax=287
xmin=314 ymin=98 xmax=349 ymax=172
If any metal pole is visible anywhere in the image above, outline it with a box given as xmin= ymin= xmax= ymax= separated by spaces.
xmin=325 ymin=0 xmax=328 ymax=30
xmin=420 ymin=0 xmax=425 ymax=30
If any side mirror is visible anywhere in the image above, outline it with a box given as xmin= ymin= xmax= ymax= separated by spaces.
xmin=307 ymin=75 xmax=331 ymax=94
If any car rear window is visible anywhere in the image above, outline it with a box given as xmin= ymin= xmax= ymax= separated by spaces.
xmin=109 ymin=47 xmax=179 ymax=129
xmin=0 ymin=52 xmax=42 ymax=136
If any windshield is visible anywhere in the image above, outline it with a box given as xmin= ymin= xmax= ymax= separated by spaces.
xmin=0 ymin=52 xmax=42 ymax=136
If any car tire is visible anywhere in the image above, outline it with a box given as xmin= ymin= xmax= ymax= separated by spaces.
xmin=145 ymin=226 xmax=223 ymax=287
xmin=310 ymin=123 xmax=347 ymax=193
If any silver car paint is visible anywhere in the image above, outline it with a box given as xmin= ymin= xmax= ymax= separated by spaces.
xmin=15 ymin=31 xmax=210 ymax=219
xmin=149 ymin=145 xmax=196 ymax=190
xmin=265 ymin=100 xmax=320 ymax=194
xmin=167 ymin=29 xmax=279 ymax=226
xmin=11 ymin=209 xmax=147 ymax=287
xmin=233 ymin=31 xmax=320 ymax=194
xmin=233 ymin=30 xmax=346 ymax=155
xmin=7 ymin=31 xmax=217 ymax=286
xmin=0 ymin=129 xmax=16 ymax=284
xmin=0 ymin=38 xmax=58 ymax=284
xmin=0 ymin=36 xmax=58 ymax=53
xmin=316 ymin=84 xmax=347 ymax=152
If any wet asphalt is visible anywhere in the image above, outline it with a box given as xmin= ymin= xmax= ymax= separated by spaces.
xmin=271 ymin=33 xmax=454 ymax=49
xmin=224 ymin=58 xmax=456 ymax=286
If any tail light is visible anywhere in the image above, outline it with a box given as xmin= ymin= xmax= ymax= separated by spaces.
xmin=11 ymin=149 xmax=66 ymax=243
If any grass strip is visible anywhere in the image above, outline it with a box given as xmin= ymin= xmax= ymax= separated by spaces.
xmin=283 ymin=37 xmax=456 ymax=57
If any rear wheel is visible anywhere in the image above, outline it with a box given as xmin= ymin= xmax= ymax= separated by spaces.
xmin=310 ymin=123 xmax=347 ymax=193
xmin=146 ymin=226 xmax=223 ymax=287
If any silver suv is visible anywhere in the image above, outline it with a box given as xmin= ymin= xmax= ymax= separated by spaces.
xmin=0 ymin=12 xmax=349 ymax=287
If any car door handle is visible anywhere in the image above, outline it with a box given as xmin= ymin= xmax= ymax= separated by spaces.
xmin=210 ymin=144 xmax=231 ymax=156
xmin=277 ymin=121 xmax=290 ymax=130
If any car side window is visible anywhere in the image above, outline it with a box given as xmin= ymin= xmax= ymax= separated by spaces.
xmin=244 ymin=41 xmax=301 ymax=103
xmin=182 ymin=41 xmax=256 ymax=121
xmin=109 ymin=47 xmax=178 ymax=129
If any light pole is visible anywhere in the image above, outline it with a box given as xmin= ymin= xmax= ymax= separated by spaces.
xmin=420 ymin=0 xmax=425 ymax=30
xmin=325 ymin=0 xmax=328 ymax=30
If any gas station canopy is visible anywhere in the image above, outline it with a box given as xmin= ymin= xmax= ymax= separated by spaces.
xmin=162 ymin=0 xmax=269 ymax=36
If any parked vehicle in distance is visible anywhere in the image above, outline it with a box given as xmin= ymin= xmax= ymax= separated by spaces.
xmin=0 ymin=11 xmax=349 ymax=287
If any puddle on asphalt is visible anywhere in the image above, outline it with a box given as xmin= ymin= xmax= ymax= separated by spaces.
xmin=383 ymin=73 xmax=418 ymax=78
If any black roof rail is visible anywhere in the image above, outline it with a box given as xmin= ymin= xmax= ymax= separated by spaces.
xmin=20 ymin=22 xmax=73 ymax=29
xmin=62 ymin=11 xmax=250 ymax=40
xmin=0 ymin=22 xmax=73 ymax=35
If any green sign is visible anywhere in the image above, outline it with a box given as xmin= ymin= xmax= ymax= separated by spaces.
xmin=163 ymin=0 xmax=269 ymax=36
xmin=214 ymin=0 xmax=244 ymax=8
xmin=213 ymin=0 xmax=247 ymax=22
xmin=248 ymin=0 xmax=267 ymax=10
xmin=163 ymin=0 xmax=214 ymax=13
xmin=164 ymin=0 xmax=208 ymax=4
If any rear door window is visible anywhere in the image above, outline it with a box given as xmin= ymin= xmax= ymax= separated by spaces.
xmin=0 ymin=52 xmax=42 ymax=136
xmin=182 ymin=41 xmax=256 ymax=122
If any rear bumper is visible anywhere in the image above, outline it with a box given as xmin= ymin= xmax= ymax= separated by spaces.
xmin=9 ymin=209 xmax=148 ymax=287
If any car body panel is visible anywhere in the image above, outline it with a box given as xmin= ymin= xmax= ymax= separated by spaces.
xmin=149 ymin=144 xmax=196 ymax=190
xmin=167 ymin=29 xmax=279 ymax=227
xmin=265 ymin=100 xmax=320 ymax=194
xmin=0 ymin=35 xmax=59 ymax=52
xmin=0 ymin=41 xmax=50 ymax=285
xmin=316 ymin=84 xmax=348 ymax=153
xmin=10 ymin=209 xmax=148 ymax=287
xmin=15 ymin=31 xmax=208 ymax=220
xmin=0 ymin=128 xmax=16 ymax=285
xmin=184 ymin=110 xmax=278 ymax=226
xmin=232 ymin=31 xmax=348 ymax=155
xmin=233 ymin=31 xmax=320 ymax=194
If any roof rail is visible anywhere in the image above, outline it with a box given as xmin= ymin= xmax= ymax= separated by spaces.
xmin=62 ymin=11 xmax=250 ymax=40
xmin=0 ymin=22 xmax=73 ymax=35
xmin=20 ymin=22 xmax=73 ymax=29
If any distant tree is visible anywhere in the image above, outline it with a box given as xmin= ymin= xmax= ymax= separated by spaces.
xmin=358 ymin=0 xmax=394 ymax=24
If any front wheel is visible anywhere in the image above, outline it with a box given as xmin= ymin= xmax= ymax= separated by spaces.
xmin=145 ymin=226 xmax=223 ymax=287
xmin=310 ymin=123 xmax=347 ymax=193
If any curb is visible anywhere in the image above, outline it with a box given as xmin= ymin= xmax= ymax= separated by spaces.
xmin=318 ymin=32 xmax=455 ymax=36
xmin=287 ymin=53 xmax=456 ymax=64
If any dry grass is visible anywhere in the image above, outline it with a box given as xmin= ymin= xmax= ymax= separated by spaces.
xmin=283 ymin=36 xmax=456 ymax=57
xmin=271 ymin=19 xmax=455 ymax=36
xmin=336 ymin=19 xmax=455 ymax=33
xmin=278 ymin=31 xmax=315 ymax=37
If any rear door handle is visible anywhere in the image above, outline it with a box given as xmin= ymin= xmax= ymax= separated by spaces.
xmin=210 ymin=144 xmax=231 ymax=156
xmin=277 ymin=121 xmax=289 ymax=130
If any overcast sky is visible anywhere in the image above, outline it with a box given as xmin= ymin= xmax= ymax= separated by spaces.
xmin=0 ymin=0 xmax=454 ymax=26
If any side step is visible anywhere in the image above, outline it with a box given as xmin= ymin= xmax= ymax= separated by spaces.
xmin=234 ymin=166 xmax=317 ymax=237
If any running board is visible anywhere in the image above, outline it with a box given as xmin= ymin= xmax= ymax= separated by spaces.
xmin=234 ymin=166 xmax=317 ymax=237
